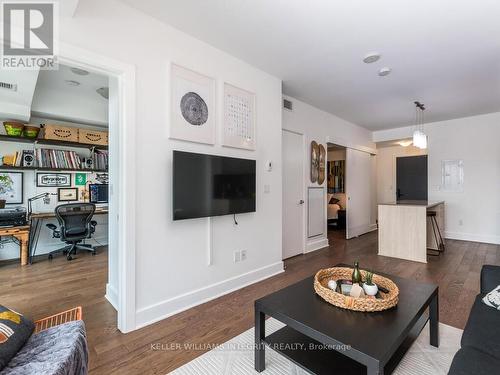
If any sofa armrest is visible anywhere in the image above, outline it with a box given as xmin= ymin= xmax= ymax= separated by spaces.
xmin=481 ymin=265 xmax=500 ymax=294
xmin=34 ymin=306 xmax=82 ymax=333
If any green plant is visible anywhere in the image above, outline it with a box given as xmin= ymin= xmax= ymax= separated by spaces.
xmin=364 ymin=271 xmax=374 ymax=286
xmin=0 ymin=174 xmax=14 ymax=195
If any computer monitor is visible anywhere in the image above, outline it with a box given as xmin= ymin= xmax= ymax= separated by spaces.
xmin=89 ymin=184 xmax=108 ymax=204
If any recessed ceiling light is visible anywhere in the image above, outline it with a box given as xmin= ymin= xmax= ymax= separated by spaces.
xmin=363 ymin=52 xmax=381 ymax=64
xmin=70 ymin=67 xmax=89 ymax=76
xmin=378 ymin=67 xmax=392 ymax=76
xmin=65 ymin=80 xmax=80 ymax=86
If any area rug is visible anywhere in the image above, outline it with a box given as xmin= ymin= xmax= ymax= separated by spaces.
xmin=170 ymin=318 xmax=462 ymax=374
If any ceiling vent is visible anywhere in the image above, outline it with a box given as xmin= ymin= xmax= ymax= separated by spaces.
xmin=0 ymin=82 xmax=17 ymax=92
xmin=283 ymin=98 xmax=293 ymax=111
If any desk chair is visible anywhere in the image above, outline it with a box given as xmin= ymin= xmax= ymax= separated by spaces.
xmin=46 ymin=203 xmax=98 ymax=261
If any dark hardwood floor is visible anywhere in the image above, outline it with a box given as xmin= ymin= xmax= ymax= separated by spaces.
xmin=1 ymin=230 xmax=499 ymax=374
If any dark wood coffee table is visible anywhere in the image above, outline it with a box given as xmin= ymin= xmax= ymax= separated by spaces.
xmin=255 ymin=265 xmax=438 ymax=375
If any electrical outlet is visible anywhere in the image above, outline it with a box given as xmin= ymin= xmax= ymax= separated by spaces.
xmin=459 ymin=219 xmax=463 ymax=226
xmin=241 ymin=250 xmax=247 ymax=261
xmin=234 ymin=251 xmax=241 ymax=262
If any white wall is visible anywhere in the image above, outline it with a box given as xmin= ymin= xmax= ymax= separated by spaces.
xmin=376 ymin=145 xmax=426 ymax=204
xmin=373 ymin=112 xmax=500 ymax=244
xmin=56 ymin=0 xmax=283 ymax=328
xmin=282 ymin=96 xmax=375 ymax=251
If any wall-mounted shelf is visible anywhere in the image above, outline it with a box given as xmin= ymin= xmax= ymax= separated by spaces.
xmin=0 ymin=165 xmax=107 ymax=173
xmin=0 ymin=134 xmax=108 ymax=150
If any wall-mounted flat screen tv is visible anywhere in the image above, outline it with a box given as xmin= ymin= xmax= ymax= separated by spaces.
xmin=173 ymin=151 xmax=256 ymax=220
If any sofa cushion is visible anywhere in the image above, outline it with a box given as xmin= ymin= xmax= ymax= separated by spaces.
xmin=0 ymin=320 xmax=88 ymax=375
xmin=0 ymin=306 xmax=34 ymax=371
xmin=448 ymin=347 xmax=500 ymax=375
xmin=461 ymin=294 xmax=500 ymax=359
xmin=481 ymin=265 xmax=500 ymax=294
xmin=483 ymin=285 xmax=500 ymax=310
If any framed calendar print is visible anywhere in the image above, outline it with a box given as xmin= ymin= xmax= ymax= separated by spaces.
xmin=223 ymin=83 xmax=256 ymax=150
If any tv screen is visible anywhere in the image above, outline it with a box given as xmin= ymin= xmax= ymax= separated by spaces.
xmin=173 ymin=151 xmax=256 ymax=220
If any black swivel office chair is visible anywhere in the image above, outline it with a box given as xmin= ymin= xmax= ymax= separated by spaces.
xmin=46 ymin=203 xmax=98 ymax=261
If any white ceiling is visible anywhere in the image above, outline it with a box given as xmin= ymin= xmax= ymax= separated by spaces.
xmin=119 ymin=0 xmax=500 ymax=130
xmin=32 ymin=64 xmax=109 ymax=126
xmin=0 ymin=69 xmax=39 ymax=121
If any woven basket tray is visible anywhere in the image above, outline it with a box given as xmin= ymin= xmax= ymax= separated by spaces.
xmin=314 ymin=267 xmax=399 ymax=312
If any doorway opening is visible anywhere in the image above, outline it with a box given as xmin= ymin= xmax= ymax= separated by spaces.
xmin=0 ymin=45 xmax=136 ymax=333
xmin=396 ymin=155 xmax=428 ymax=201
xmin=326 ymin=144 xmax=346 ymax=240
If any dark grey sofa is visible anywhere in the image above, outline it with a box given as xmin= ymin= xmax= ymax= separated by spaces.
xmin=448 ymin=265 xmax=500 ymax=375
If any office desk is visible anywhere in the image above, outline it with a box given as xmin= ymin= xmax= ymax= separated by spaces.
xmin=0 ymin=226 xmax=30 ymax=266
xmin=29 ymin=207 xmax=109 ymax=263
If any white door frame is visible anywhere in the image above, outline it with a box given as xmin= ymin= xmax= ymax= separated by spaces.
xmin=282 ymin=129 xmax=306 ymax=257
xmin=58 ymin=42 xmax=137 ymax=333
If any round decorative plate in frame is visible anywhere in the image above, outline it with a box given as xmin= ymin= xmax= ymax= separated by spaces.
xmin=310 ymin=141 xmax=319 ymax=183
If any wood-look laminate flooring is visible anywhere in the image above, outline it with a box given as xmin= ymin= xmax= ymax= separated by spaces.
xmin=1 ymin=230 xmax=499 ymax=374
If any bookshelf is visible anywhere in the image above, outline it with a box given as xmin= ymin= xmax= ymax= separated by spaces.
xmin=0 ymin=134 xmax=108 ymax=172
xmin=0 ymin=134 xmax=108 ymax=150
xmin=0 ymin=165 xmax=107 ymax=173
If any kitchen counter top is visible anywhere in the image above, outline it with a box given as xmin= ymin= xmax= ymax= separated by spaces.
xmin=379 ymin=200 xmax=444 ymax=208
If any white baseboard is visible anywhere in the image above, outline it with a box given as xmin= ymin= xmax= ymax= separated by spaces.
xmin=305 ymin=237 xmax=329 ymax=253
xmin=135 ymin=261 xmax=284 ymax=329
xmin=105 ymin=283 xmax=118 ymax=311
xmin=445 ymin=231 xmax=500 ymax=245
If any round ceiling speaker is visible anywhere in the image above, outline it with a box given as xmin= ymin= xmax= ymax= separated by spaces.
xmin=378 ymin=67 xmax=392 ymax=76
xmin=70 ymin=67 xmax=89 ymax=76
xmin=363 ymin=53 xmax=381 ymax=64
xmin=65 ymin=80 xmax=80 ymax=86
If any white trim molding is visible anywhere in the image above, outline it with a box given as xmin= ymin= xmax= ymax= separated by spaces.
xmin=105 ymin=283 xmax=119 ymax=311
xmin=135 ymin=262 xmax=284 ymax=329
xmin=57 ymin=41 xmax=137 ymax=333
xmin=445 ymin=231 xmax=500 ymax=245
xmin=305 ymin=237 xmax=329 ymax=253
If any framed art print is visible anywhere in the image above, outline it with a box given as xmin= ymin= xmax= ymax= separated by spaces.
xmin=58 ymin=187 xmax=78 ymax=202
xmin=223 ymin=83 xmax=256 ymax=150
xmin=170 ymin=64 xmax=215 ymax=145
xmin=0 ymin=172 xmax=23 ymax=204
xmin=36 ymin=173 xmax=71 ymax=187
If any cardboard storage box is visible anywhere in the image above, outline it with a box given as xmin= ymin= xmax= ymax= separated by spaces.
xmin=79 ymin=128 xmax=108 ymax=146
xmin=40 ymin=124 xmax=79 ymax=142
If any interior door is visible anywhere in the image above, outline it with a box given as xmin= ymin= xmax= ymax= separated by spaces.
xmin=396 ymin=155 xmax=428 ymax=200
xmin=346 ymin=148 xmax=372 ymax=239
xmin=282 ymin=130 xmax=304 ymax=259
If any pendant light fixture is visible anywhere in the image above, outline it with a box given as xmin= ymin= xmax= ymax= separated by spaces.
xmin=412 ymin=101 xmax=427 ymax=149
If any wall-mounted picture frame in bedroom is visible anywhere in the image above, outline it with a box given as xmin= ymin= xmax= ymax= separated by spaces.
xmin=36 ymin=173 xmax=71 ymax=187
xmin=0 ymin=172 xmax=23 ymax=204
xmin=170 ymin=63 xmax=216 ymax=145
xmin=58 ymin=187 xmax=78 ymax=202
xmin=223 ymin=83 xmax=256 ymax=150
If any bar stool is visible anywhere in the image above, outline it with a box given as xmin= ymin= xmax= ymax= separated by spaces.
xmin=427 ymin=210 xmax=445 ymax=256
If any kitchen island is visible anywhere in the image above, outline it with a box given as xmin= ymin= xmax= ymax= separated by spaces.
xmin=378 ymin=200 xmax=445 ymax=263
